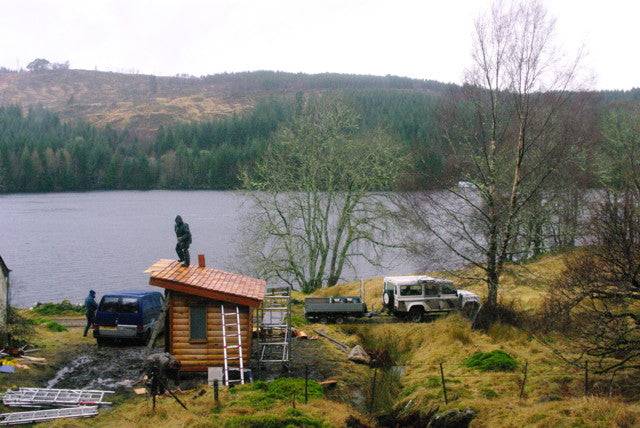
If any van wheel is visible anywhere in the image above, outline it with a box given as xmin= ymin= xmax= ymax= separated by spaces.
xmin=409 ymin=307 xmax=424 ymax=323
xmin=141 ymin=330 xmax=151 ymax=346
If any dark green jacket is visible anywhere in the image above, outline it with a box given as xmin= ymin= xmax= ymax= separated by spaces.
xmin=175 ymin=216 xmax=192 ymax=246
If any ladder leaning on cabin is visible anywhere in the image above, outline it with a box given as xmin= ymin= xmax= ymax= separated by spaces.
xmin=221 ymin=305 xmax=245 ymax=386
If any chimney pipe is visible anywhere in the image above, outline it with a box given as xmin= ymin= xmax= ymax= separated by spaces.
xmin=198 ymin=254 xmax=206 ymax=268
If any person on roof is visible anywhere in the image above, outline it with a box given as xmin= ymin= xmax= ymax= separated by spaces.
xmin=83 ymin=290 xmax=98 ymax=337
xmin=174 ymin=215 xmax=192 ymax=267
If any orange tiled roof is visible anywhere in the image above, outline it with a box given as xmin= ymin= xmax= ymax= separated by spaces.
xmin=145 ymin=259 xmax=265 ymax=305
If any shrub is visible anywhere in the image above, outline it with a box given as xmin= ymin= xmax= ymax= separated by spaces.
xmin=290 ymin=314 xmax=307 ymax=327
xmin=27 ymin=317 xmax=68 ymax=332
xmin=43 ymin=320 xmax=67 ymax=332
xmin=481 ymin=388 xmax=498 ymax=399
xmin=32 ymin=300 xmax=84 ymax=316
xmin=473 ymin=299 xmax=527 ymax=330
xmin=464 ymin=350 xmax=517 ymax=372
xmin=5 ymin=308 xmax=34 ymax=345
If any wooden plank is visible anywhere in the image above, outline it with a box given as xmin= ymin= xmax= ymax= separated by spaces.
xmin=167 ymin=290 xmax=173 ymax=354
xmin=171 ymin=306 xmax=251 ymax=316
xmin=170 ymin=319 xmax=250 ymax=327
xmin=173 ymin=350 xmax=250 ymax=357
xmin=170 ymin=332 xmax=251 ymax=339
xmin=171 ymin=314 xmax=251 ymax=323
xmin=171 ymin=322 xmax=250 ymax=329
xmin=194 ymin=267 xmax=214 ymax=288
xmin=178 ymin=358 xmax=244 ymax=364
xmin=174 ymin=266 xmax=193 ymax=283
xmin=171 ymin=329 xmax=251 ymax=338
xmin=149 ymin=278 xmax=262 ymax=308
xmin=180 ymin=366 xmax=210 ymax=372
xmin=156 ymin=262 xmax=180 ymax=282
xmin=183 ymin=268 xmax=203 ymax=287
xmin=177 ymin=354 xmax=238 ymax=360
xmin=313 ymin=329 xmax=350 ymax=353
xmin=171 ymin=336 xmax=251 ymax=344
xmin=171 ymin=337 xmax=251 ymax=346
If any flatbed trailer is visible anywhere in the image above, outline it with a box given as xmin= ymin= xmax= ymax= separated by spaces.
xmin=304 ymin=296 xmax=367 ymax=323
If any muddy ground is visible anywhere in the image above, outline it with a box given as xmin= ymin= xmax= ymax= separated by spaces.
xmin=45 ymin=343 xmax=155 ymax=391
xmin=44 ymin=336 xmax=345 ymax=392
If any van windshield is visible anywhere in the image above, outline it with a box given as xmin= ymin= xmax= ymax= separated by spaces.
xmin=99 ymin=297 xmax=139 ymax=314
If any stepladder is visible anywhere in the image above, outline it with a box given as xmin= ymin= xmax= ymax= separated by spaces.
xmin=221 ymin=304 xmax=245 ymax=386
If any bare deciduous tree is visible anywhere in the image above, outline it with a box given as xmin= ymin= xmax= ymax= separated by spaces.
xmin=542 ymin=107 xmax=640 ymax=373
xmin=544 ymin=192 xmax=640 ymax=373
xmin=397 ymin=0 xmax=587 ymax=325
xmin=241 ymin=96 xmax=405 ymax=293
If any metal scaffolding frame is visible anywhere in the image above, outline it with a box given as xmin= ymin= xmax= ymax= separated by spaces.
xmin=256 ymin=285 xmax=291 ymax=364
xmin=0 ymin=406 xmax=99 ymax=425
xmin=2 ymin=388 xmax=114 ymax=408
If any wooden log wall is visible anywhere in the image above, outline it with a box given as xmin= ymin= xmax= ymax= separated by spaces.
xmin=170 ymin=293 xmax=253 ymax=371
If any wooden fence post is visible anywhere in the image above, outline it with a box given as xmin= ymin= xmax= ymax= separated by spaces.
xmin=519 ymin=361 xmax=528 ymax=399
xmin=440 ymin=362 xmax=448 ymax=404
xmin=369 ymin=368 xmax=378 ymax=414
xmin=213 ymin=380 xmax=220 ymax=408
xmin=584 ymin=360 xmax=589 ymax=396
xmin=304 ymin=365 xmax=309 ymax=404
xmin=608 ymin=368 xmax=620 ymax=397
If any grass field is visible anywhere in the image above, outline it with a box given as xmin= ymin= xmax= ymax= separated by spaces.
xmin=308 ymin=252 xmax=640 ymax=427
xmin=45 ymin=382 xmax=367 ymax=428
xmin=4 ymin=252 xmax=639 ymax=427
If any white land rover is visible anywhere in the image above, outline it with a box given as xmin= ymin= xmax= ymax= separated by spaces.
xmin=382 ymin=275 xmax=481 ymax=322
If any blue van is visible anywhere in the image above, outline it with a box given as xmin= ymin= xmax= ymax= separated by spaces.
xmin=93 ymin=291 xmax=164 ymax=344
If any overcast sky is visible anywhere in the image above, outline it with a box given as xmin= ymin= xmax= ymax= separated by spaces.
xmin=1 ymin=0 xmax=638 ymax=90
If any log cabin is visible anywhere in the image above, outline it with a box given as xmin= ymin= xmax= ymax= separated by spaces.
xmin=145 ymin=255 xmax=265 ymax=372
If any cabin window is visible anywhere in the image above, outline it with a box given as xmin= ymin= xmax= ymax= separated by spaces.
xmin=189 ymin=306 xmax=207 ymax=341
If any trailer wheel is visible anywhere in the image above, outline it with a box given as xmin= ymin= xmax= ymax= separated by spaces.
xmin=335 ymin=317 xmax=345 ymax=324
xmin=408 ymin=306 xmax=424 ymax=323
xmin=319 ymin=316 xmax=329 ymax=324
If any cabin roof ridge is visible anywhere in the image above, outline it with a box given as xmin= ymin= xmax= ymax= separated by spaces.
xmin=145 ymin=258 xmax=266 ymax=307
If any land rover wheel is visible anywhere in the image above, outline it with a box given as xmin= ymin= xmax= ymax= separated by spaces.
xmin=408 ymin=307 xmax=424 ymax=323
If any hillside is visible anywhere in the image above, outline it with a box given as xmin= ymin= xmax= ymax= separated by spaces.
xmin=305 ymin=253 xmax=640 ymax=427
xmin=0 ymin=69 xmax=452 ymax=137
